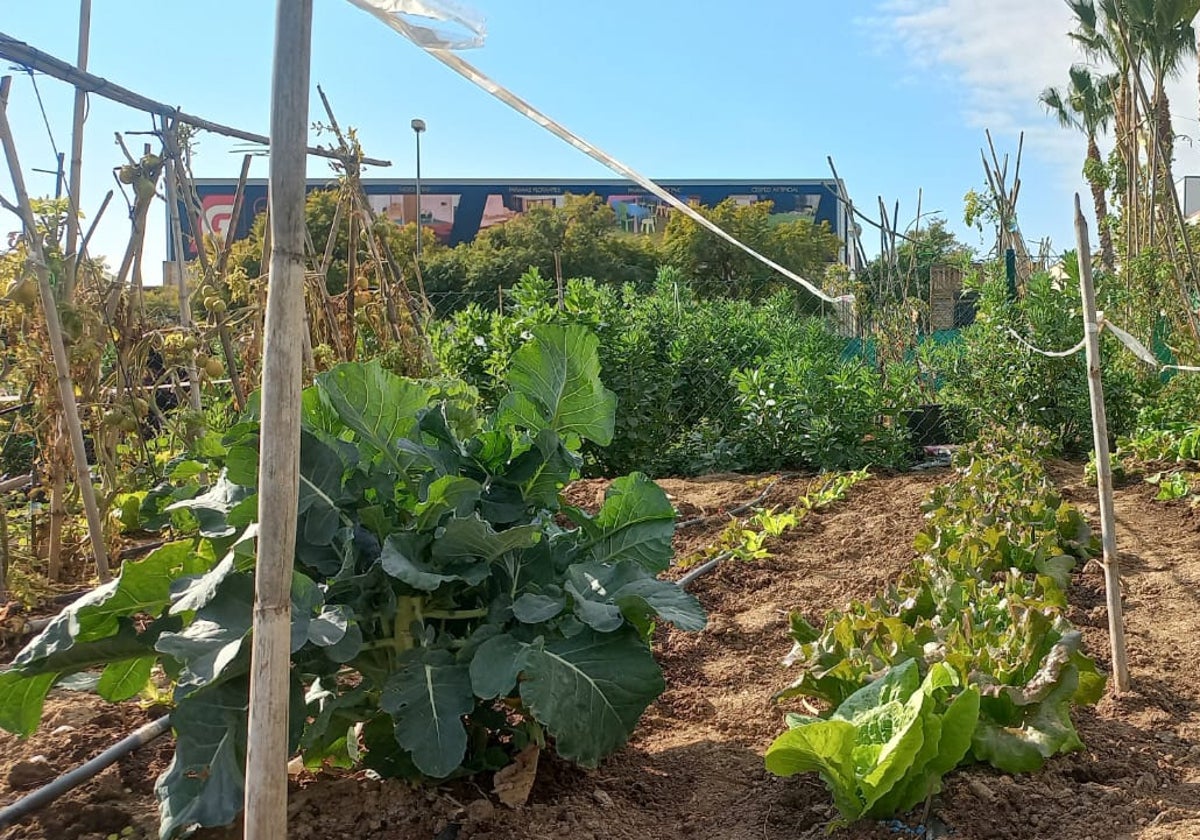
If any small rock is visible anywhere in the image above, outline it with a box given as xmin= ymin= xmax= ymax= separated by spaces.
xmin=8 ymin=756 xmax=55 ymax=789
xmin=967 ymin=778 xmax=996 ymax=802
xmin=465 ymin=799 xmax=495 ymax=824
xmin=592 ymin=789 xmax=614 ymax=808
xmin=50 ymin=725 xmax=76 ymax=736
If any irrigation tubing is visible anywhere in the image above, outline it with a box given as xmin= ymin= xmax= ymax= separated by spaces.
xmin=0 ymin=714 xmax=171 ymax=830
xmin=676 ymin=479 xmax=782 ymax=530
xmin=676 ymin=551 xmax=733 ymax=591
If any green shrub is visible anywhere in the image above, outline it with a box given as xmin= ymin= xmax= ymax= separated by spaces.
xmin=933 ymin=266 xmax=1151 ymax=454
xmin=434 ymin=268 xmax=910 ymax=476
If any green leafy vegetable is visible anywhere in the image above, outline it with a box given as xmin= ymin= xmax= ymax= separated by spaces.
xmin=0 ymin=328 xmax=703 ymax=839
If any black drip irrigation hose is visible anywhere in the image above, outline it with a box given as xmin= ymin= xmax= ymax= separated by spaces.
xmin=676 ymin=479 xmax=782 ymax=531
xmin=0 ymin=714 xmax=172 ymax=830
xmin=675 ymin=550 xmax=733 ymax=590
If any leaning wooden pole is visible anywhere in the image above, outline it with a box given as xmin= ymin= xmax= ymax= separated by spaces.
xmin=0 ymin=76 xmax=110 ymax=582
xmin=62 ymin=0 xmax=90 ymax=300
xmin=243 ymin=2 xmax=312 ymax=838
xmin=0 ymin=33 xmax=388 ymax=168
xmin=164 ymin=152 xmax=203 ymax=418
xmin=1074 ymin=193 xmax=1130 ymax=693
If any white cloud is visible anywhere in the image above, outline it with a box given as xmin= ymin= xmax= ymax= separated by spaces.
xmin=865 ymin=0 xmax=1200 ymax=184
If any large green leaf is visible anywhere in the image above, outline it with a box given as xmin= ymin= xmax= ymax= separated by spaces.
xmin=156 ymin=681 xmax=248 ymax=839
xmin=166 ymin=474 xmax=251 ymax=539
xmin=380 ymin=650 xmax=474 ymax=778
xmin=971 ymin=661 xmax=1084 ymax=773
xmin=519 ymin=627 xmax=664 ymax=767
xmin=96 ymin=656 xmax=156 ymax=702
xmin=15 ymin=541 xmax=198 ymax=668
xmin=155 ymin=572 xmax=254 ymax=694
xmin=565 ymin=561 xmax=706 ymax=633
xmin=845 ymin=691 xmax=928 ymax=814
xmin=468 ymin=634 xmax=528 ymax=699
xmin=157 ymin=676 xmax=305 ymax=838
xmin=766 ymin=718 xmax=862 ymax=820
xmin=496 ymin=325 xmax=616 ymax=446
xmin=221 ymin=423 xmax=260 ymax=487
xmin=298 ymin=430 xmax=356 ymax=547
xmin=511 ymin=591 xmax=566 ymax=624
xmin=384 ymin=517 xmax=538 ymax=591
xmin=0 ymin=671 xmax=58 ymax=737
xmin=768 ymin=660 xmax=980 ymax=825
xmin=315 ymin=361 xmax=435 ymax=471
xmin=567 ymin=474 xmax=676 ymax=573
xmin=10 ymin=618 xmax=168 ymax=680
xmin=414 ymin=476 xmax=482 ymax=531
xmin=432 ymin=516 xmax=541 ymax=585
xmin=381 ymin=532 xmax=457 ymax=591
xmin=869 ymin=681 xmax=980 ymax=817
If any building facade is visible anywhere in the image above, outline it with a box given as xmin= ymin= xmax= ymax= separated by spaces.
xmin=180 ymin=178 xmax=850 ymax=260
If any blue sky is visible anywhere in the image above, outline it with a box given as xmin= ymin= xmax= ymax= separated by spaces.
xmin=5 ymin=0 xmax=1196 ymax=277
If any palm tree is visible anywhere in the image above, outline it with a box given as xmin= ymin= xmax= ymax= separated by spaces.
xmin=1042 ymin=67 xmax=1119 ymax=271
xmin=1121 ymin=0 xmax=1199 ymax=167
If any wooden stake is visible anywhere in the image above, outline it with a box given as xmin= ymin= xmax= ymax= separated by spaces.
xmin=62 ymin=0 xmax=90 ymax=300
xmin=243 ymin=2 xmax=312 ymax=838
xmin=346 ymin=207 xmax=357 ymax=361
xmin=0 ymin=76 xmax=110 ymax=582
xmin=554 ymin=251 xmax=564 ymax=310
xmin=164 ymin=151 xmax=203 ymax=419
xmin=0 ymin=32 xmax=388 ymax=168
xmin=1075 ymin=193 xmax=1130 ymax=693
xmin=212 ymin=155 xmax=252 ymax=411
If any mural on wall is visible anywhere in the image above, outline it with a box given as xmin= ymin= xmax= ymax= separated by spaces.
xmin=177 ymin=179 xmax=845 ymax=259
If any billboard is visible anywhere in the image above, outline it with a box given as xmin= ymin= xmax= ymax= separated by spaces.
xmin=178 ymin=178 xmax=847 ymax=260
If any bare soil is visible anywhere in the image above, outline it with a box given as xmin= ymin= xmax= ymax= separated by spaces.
xmin=3 ymin=465 xmax=1200 ymax=840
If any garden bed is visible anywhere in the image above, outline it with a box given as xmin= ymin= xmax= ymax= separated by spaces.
xmin=3 ymin=466 xmax=1199 ymax=840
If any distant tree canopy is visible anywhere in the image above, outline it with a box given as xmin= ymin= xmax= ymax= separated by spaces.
xmin=661 ymin=198 xmax=842 ymax=304
xmin=229 ymin=190 xmax=847 ymax=310
xmin=419 ymin=194 xmax=662 ymax=305
xmin=857 ymin=218 xmax=974 ymax=307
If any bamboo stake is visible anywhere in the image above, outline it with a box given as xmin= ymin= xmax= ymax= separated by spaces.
xmin=212 ymin=155 xmax=251 ymax=411
xmin=0 ymin=33 xmax=389 ymax=168
xmin=346 ymin=208 xmax=357 ymax=361
xmin=0 ymin=492 xmax=9 ymax=597
xmin=0 ymin=76 xmax=110 ymax=582
xmin=177 ymin=148 xmax=249 ymax=411
xmin=47 ymin=451 xmax=66 ymax=582
xmin=1075 ymin=194 xmax=1130 ymax=694
xmin=62 ymin=0 xmax=90 ymax=300
xmin=244 ymin=2 xmax=312 ymax=838
xmin=77 ymin=189 xmax=111 ymax=261
xmin=164 ymin=151 xmax=203 ymax=418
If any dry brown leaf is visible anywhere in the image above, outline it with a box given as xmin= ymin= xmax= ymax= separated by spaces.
xmin=492 ymin=744 xmax=539 ymax=809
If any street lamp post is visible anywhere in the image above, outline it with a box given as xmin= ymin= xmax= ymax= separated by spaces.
xmin=411 ymin=118 xmax=426 ymax=258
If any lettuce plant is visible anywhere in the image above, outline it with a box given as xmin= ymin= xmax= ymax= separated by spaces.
xmin=767 ymin=660 xmax=980 ymax=826
xmin=771 ymin=428 xmax=1106 ymax=822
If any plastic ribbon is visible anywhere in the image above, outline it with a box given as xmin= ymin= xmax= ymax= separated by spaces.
xmin=1004 ymin=326 xmax=1087 ymax=358
xmin=1006 ymin=318 xmax=1200 ymax=373
xmin=347 ymin=0 xmax=847 ymax=309
xmin=1102 ymin=318 xmax=1200 ymax=373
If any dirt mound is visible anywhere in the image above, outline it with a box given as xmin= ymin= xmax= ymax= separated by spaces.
xmin=4 ymin=466 xmax=1200 ymax=839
